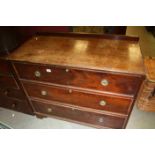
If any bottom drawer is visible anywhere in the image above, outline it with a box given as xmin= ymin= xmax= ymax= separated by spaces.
xmin=0 ymin=95 xmax=33 ymax=115
xmin=32 ymin=100 xmax=126 ymax=129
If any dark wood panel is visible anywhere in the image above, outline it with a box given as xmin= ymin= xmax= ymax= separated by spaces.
xmin=23 ymin=81 xmax=133 ymax=115
xmin=0 ymin=76 xmax=18 ymax=89
xmin=32 ymin=100 xmax=126 ymax=128
xmin=0 ymin=59 xmax=12 ymax=75
xmin=15 ymin=62 xmax=143 ymax=96
xmin=35 ymin=32 xmax=139 ymax=41
xmin=0 ymin=87 xmax=26 ymax=100
xmin=0 ymin=95 xmax=33 ymax=115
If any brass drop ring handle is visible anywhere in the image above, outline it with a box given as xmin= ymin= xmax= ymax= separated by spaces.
xmin=68 ymin=89 xmax=73 ymax=93
xmin=47 ymin=108 xmax=52 ymax=113
xmin=12 ymin=103 xmax=16 ymax=108
xmin=41 ymin=90 xmax=47 ymax=96
xmin=101 ymin=79 xmax=109 ymax=86
xmin=99 ymin=118 xmax=104 ymax=123
xmin=99 ymin=100 xmax=107 ymax=106
xmin=65 ymin=68 xmax=70 ymax=72
xmin=34 ymin=70 xmax=41 ymax=77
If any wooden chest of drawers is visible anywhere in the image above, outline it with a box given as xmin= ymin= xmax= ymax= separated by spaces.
xmin=0 ymin=59 xmax=33 ymax=115
xmin=2 ymin=33 xmax=145 ymax=128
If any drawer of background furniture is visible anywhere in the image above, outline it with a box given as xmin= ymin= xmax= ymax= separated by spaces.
xmin=0 ymin=95 xmax=33 ymax=115
xmin=0 ymin=76 xmax=18 ymax=89
xmin=0 ymin=87 xmax=26 ymax=100
xmin=23 ymin=81 xmax=133 ymax=115
xmin=0 ymin=59 xmax=12 ymax=76
xmin=14 ymin=62 xmax=143 ymax=96
xmin=32 ymin=100 xmax=126 ymax=129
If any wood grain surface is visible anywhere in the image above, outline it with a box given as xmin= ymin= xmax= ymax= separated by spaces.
xmin=22 ymin=80 xmax=133 ymax=115
xmin=14 ymin=62 xmax=144 ymax=96
xmin=7 ymin=33 xmax=145 ymax=75
xmin=32 ymin=99 xmax=126 ymax=129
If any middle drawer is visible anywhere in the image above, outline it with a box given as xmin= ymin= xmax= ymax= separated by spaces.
xmin=22 ymin=81 xmax=133 ymax=115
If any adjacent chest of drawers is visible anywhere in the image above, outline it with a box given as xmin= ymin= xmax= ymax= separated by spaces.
xmin=1 ymin=33 xmax=145 ymax=128
xmin=0 ymin=59 xmax=33 ymax=115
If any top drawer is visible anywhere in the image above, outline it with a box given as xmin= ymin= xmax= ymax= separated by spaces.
xmin=14 ymin=62 xmax=144 ymax=96
xmin=0 ymin=59 xmax=12 ymax=76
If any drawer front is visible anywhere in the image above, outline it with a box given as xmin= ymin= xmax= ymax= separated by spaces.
xmin=0 ymin=59 xmax=12 ymax=76
xmin=32 ymin=100 xmax=126 ymax=128
xmin=0 ymin=87 xmax=26 ymax=100
xmin=14 ymin=63 xmax=143 ymax=96
xmin=23 ymin=81 xmax=132 ymax=115
xmin=0 ymin=76 xmax=18 ymax=89
xmin=0 ymin=95 xmax=33 ymax=115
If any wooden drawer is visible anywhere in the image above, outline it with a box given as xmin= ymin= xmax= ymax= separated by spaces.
xmin=14 ymin=63 xmax=143 ymax=96
xmin=0 ymin=59 xmax=12 ymax=76
xmin=32 ymin=100 xmax=126 ymax=128
xmin=23 ymin=81 xmax=133 ymax=115
xmin=0 ymin=76 xmax=18 ymax=89
xmin=0 ymin=95 xmax=33 ymax=115
xmin=0 ymin=87 xmax=26 ymax=100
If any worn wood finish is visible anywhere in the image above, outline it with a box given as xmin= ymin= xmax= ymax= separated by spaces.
xmin=14 ymin=62 xmax=144 ymax=96
xmin=7 ymin=34 xmax=145 ymax=75
xmin=0 ymin=95 xmax=33 ymax=115
xmin=32 ymin=99 xmax=126 ymax=129
xmin=23 ymin=81 xmax=133 ymax=115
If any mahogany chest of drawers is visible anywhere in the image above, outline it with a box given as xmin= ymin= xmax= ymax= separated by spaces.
xmin=1 ymin=33 xmax=145 ymax=128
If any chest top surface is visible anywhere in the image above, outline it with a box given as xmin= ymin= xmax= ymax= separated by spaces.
xmin=6 ymin=33 xmax=145 ymax=75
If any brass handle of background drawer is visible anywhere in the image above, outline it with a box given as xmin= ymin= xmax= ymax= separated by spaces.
xmin=34 ymin=71 xmax=41 ymax=77
xmin=47 ymin=108 xmax=52 ymax=113
xmin=101 ymin=79 xmax=109 ymax=86
xmin=68 ymin=89 xmax=73 ymax=93
xmin=3 ymin=90 xmax=8 ymax=95
xmin=65 ymin=68 xmax=70 ymax=72
xmin=99 ymin=100 xmax=107 ymax=106
xmin=98 ymin=118 xmax=104 ymax=123
xmin=11 ymin=103 xmax=16 ymax=108
xmin=41 ymin=90 xmax=47 ymax=96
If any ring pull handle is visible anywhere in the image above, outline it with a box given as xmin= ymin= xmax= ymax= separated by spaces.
xmin=99 ymin=100 xmax=107 ymax=106
xmin=11 ymin=103 xmax=16 ymax=108
xmin=34 ymin=71 xmax=41 ymax=77
xmin=101 ymin=79 xmax=109 ymax=86
xmin=47 ymin=108 xmax=52 ymax=113
xmin=41 ymin=90 xmax=47 ymax=96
